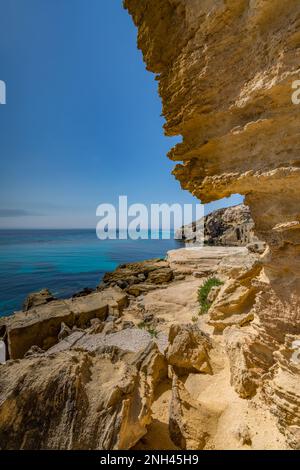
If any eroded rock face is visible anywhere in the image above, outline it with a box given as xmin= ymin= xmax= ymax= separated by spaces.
xmin=166 ymin=324 xmax=212 ymax=375
xmin=263 ymin=335 xmax=300 ymax=449
xmin=0 ymin=343 xmax=166 ymax=450
xmin=124 ymin=0 xmax=300 ymax=445
xmin=169 ymin=375 xmax=217 ymax=450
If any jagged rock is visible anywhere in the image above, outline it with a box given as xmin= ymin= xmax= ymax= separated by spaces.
xmin=24 ymin=345 xmax=45 ymax=358
xmin=102 ymin=259 xmax=169 ymax=286
xmin=23 ymin=288 xmax=55 ymax=311
xmin=147 ymin=268 xmax=173 ymax=284
xmin=263 ymin=335 xmax=300 ymax=449
xmin=207 ymin=286 xmax=221 ymax=304
xmin=101 ymin=322 xmax=117 ymax=336
xmin=0 ymin=288 xmax=128 ymax=360
xmin=169 ymin=375 xmax=217 ymax=450
xmin=142 ymin=313 xmax=154 ymax=324
xmin=88 ymin=318 xmax=104 ymax=334
xmin=246 ymin=242 xmax=266 ymax=255
xmin=126 ymin=283 xmax=158 ymax=297
xmin=209 ymin=257 xmax=261 ymax=331
xmin=224 ymin=326 xmax=260 ymax=399
xmin=166 ymin=324 xmax=212 ymax=375
xmin=58 ymin=322 xmax=72 ymax=341
xmin=176 ymin=205 xmax=259 ymax=246
xmin=0 ymin=343 xmax=166 ymax=450
xmin=120 ymin=321 xmax=135 ymax=330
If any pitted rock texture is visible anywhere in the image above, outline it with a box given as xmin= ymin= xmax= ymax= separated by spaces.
xmin=0 ymin=343 xmax=167 ymax=450
xmin=263 ymin=335 xmax=300 ymax=449
xmin=166 ymin=324 xmax=212 ymax=375
xmin=124 ymin=0 xmax=300 ymax=447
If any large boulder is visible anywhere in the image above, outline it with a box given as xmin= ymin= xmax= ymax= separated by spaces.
xmin=166 ymin=324 xmax=212 ymax=375
xmin=0 ymin=343 xmax=167 ymax=450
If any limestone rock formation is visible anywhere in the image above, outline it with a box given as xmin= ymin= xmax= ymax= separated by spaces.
xmin=176 ymin=204 xmax=259 ymax=246
xmin=101 ymin=258 xmax=175 ymax=296
xmin=169 ymin=375 xmax=217 ymax=450
xmin=166 ymin=324 xmax=212 ymax=375
xmin=167 ymin=246 xmax=248 ymax=276
xmin=0 ymin=288 xmax=128 ymax=360
xmin=263 ymin=335 xmax=300 ymax=449
xmin=209 ymin=255 xmax=262 ymax=331
xmin=124 ymin=0 xmax=300 ymax=447
xmin=0 ymin=343 xmax=166 ymax=450
xmin=23 ymin=288 xmax=55 ymax=311
xmin=224 ymin=326 xmax=260 ymax=398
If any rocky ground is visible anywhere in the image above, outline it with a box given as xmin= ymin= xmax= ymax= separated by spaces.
xmin=0 ymin=244 xmax=296 ymax=450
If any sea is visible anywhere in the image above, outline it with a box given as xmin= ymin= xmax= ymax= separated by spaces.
xmin=0 ymin=229 xmax=182 ymax=317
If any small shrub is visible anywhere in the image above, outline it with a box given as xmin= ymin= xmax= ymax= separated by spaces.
xmin=147 ymin=327 xmax=158 ymax=338
xmin=198 ymin=277 xmax=223 ymax=315
xmin=138 ymin=321 xmax=158 ymax=338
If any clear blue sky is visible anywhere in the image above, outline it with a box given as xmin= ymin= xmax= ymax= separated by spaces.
xmin=0 ymin=0 xmax=242 ymax=229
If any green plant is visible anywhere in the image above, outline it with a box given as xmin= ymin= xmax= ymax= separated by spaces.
xmin=198 ymin=277 xmax=223 ymax=315
xmin=147 ymin=326 xmax=158 ymax=338
xmin=138 ymin=321 xmax=158 ymax=338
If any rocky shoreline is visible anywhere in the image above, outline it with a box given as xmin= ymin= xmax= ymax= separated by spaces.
xmin=0 ymin=243 xmax=296 ymax=450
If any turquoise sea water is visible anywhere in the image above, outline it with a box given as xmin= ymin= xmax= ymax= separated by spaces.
xmin=0 ymin=230 xmax=181 ymax=317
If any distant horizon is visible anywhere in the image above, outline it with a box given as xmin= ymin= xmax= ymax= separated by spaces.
xmin=0 ymin=198 xmax=244 ymax=230
xmin=0 ymin=1 xmax=243 ymax=230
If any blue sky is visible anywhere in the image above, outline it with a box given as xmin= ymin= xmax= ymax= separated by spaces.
xmin=0 ymin=0 xmax=242 ymax=229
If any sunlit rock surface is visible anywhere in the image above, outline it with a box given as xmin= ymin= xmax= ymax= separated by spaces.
xmin=124 ymin=0 xmax=300 ymax=447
